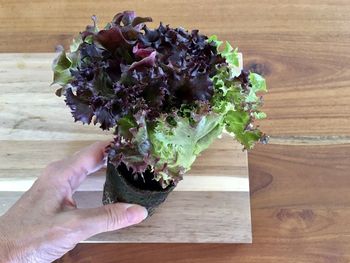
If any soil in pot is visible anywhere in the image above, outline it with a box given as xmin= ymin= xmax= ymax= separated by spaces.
xmin=103 ymin=162 xmax=175 ymax=215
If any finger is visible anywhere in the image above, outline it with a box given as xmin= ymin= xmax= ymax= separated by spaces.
xmin=44 ymin=141 xmax=111 ymax=191
xmin=72 ymin=203 xmax=148 ymax=239
xmin=67 ymin=141 xmax=110 ymax=190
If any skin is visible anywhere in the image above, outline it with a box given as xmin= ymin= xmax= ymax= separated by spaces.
xmin=0 ymin=141 xmax=148 ymax=263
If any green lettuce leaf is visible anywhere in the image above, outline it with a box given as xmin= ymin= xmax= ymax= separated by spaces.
xmin=209 ymin=35 xmax=268 ymax=149
xmin=52 ymin=51 xmax=73 ymax=85
xmin=249 ymin=72 xmax=267 ymax=93
xmin=149 ymin=111 xmax=224 ymax=185
xmin=52 ymin=48 xmax=82 ymax=86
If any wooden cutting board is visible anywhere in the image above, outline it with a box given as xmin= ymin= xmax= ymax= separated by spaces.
xmin=0 ymin=53 xmax=251 ymax=243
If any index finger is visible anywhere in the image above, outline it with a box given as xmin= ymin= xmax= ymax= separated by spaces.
xmin=45 ymin=141 xmax=111 ymax=191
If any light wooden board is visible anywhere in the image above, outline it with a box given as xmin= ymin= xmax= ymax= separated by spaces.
xmin=0 ymin=53 xmax=251 ymax=243
xmin=0 ymin=191 xmax=251 ymax=243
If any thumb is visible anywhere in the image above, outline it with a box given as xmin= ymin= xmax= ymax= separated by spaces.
xmin=73 ymin=203 xmax=148 ymax=239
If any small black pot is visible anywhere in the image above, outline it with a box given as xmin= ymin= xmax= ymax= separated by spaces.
xmin=102 ymin=161 xmax=175 ymax=215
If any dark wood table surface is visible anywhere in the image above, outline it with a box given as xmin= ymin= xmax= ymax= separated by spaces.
xmin=1 ymin=0 xmax=350 ymax=262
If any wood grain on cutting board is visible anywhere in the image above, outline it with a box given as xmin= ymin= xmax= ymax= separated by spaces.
xmin=1 ymin=0 xmax=350 ymax=261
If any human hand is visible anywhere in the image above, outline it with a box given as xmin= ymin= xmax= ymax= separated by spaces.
xmin=0 ymin=141 xmax=148 ymax=263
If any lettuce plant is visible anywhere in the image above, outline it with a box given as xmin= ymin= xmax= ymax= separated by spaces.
xmin=52 ymin=11 xmax=268 ymax=188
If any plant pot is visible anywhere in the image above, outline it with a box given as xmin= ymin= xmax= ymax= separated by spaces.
xmin=102 ymin=160 xmax=176 ymax=215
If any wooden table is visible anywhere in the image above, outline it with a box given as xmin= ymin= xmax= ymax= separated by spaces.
xmin=1 ymin=0 xmax=350 ymax=262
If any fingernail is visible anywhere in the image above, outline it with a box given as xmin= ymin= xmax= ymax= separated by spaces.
xmin=126 ymin=205 xmax=148 ymax=224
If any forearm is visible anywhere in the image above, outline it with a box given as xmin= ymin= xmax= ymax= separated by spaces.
xmin=0 ymin=215 xmax=41 ymax=263
xmin=0 ymin=219 xmax=15 ymax=263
